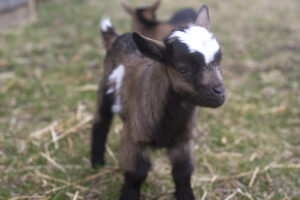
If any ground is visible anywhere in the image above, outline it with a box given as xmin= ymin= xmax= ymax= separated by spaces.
xmin=0 ymin=0 xmax=299 ymax=199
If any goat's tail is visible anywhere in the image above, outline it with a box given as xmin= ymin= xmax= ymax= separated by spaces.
xmin=100 ymin=17 xmax=119 ymax=50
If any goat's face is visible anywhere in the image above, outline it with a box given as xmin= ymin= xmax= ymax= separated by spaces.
xmin=164 ymin=26 xmax=225 ymax=108
xmin=132 ymin=5 xmax=225 ymax=108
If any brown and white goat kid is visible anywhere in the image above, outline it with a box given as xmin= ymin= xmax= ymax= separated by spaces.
xmin=122 ymin=0 xmax=197 ymax=40
xmin=92 ymin=5 xmax=225 ymax=200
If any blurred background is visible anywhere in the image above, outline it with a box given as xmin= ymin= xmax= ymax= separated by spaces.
xmin=0 ymin=0 xmax=299 ymax=199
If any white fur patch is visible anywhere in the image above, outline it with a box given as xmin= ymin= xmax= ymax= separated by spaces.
xmin=100 ymin=17 xmax=111 ymax=32
xmin=170 ymin=26 xmax=220 ymax=64
xmin=107 ymin=64 xmax=125 ymax=113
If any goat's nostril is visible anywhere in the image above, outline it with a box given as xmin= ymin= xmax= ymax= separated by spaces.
xmin=213 ymin=85 xmax=225 ymax=95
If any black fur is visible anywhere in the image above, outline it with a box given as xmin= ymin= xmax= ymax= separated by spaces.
xmin=172 ymin=158 xmax=194 ymax=200
xmin=150 ymin=89 xmax=195 ymax=148
xmin=165 ymin=37 xmax=206 ymax=72
xmin=132 ymin=32 xmax=166 ymax=62
xmin=120 ymin=153 xmax=151 ymax=200
xmin=136 ymin=8 xmax=197 ymax=28
xmin=112 ymin=33 xmax=140 ymax=53
xmin=91 ymin=86 xmax=114 ymax=167
xmin=163 ymin=35 xmax=224 ymax=107
xmin=168 ymin=8 xmax=197 ymax=25
xmin=95 ymin=8 xmax=225 ymax=199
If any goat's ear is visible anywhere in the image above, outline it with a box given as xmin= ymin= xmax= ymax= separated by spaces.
xmin=132 ymin=32 xmax=166 ymax=62
xmin=149 ymin=0 xmax=160 ymax=11
xmin=195 ymin=5 xmax=211 ymax=30
xmin=122 ymin=2 xmax=135 ymax=15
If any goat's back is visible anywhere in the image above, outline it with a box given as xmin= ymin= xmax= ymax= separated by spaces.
xmin=104 ymin=33 xmax=147 ymax=72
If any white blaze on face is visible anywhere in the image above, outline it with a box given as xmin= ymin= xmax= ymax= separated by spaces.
xmin=170 ymin=26 xmax=220 ymax=64
xmin=107 ymin=64 xmax=125 ymax=113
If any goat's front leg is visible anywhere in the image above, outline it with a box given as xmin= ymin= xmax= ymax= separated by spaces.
xmin=119 ymin=140 xmax=151 ymax=200
xmin=168 ymin=141 xmax=194 ymax=200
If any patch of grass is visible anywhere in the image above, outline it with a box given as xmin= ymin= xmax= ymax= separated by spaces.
xmin=0 ymin=0 xmax=299 ymax=199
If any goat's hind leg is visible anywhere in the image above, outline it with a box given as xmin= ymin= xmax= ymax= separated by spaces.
xmin=168 ymin=141 xmax=194 ymax=200
xmin=91 ymin=84 xmax=114 ymax=168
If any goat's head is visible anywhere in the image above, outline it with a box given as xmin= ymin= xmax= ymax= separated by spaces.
xmin=132 ymin=5 xmax=225 ymax=108
xmin=122 ymin=1 xmax=160 ymax=30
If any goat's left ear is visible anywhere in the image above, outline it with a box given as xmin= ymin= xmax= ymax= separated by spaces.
xmin=149 ymin=0 xmax=160 ymax=11
xmin=132 ymin=32 xmax=166 ymax=62
xmin=122 ymin=2 xmax=135 ymax=15
xmin=195 ymin=5 xmax=211 ymax=31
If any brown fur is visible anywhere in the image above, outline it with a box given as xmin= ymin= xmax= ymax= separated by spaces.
xmin=93 ymin=6 xmax=225 ymax=199
xmin=100 ymin=35 xmax=196 ymax=170
xmin=133 ymin=22 xmax=174 ymax=40
xmin=122 ymin=1 xmax=196 ymax=40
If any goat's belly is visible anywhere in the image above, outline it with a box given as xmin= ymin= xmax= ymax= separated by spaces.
xmin=148 ymin=127 xmax=192 ymax=148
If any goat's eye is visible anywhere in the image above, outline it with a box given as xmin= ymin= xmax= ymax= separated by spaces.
xmin=177 ymin=67 xmax=188 ymax=73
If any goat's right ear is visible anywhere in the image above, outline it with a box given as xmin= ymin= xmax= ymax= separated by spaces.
xmin=122 ymin=2 xmax=135 ymax=15
xmin=132 ymin=32 xmax=166 ymax=62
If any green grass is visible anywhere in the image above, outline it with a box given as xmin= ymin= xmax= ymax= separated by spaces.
xmin=0 ymin=0 xmax=299 ymax=199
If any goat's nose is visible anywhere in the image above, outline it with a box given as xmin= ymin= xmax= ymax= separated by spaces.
xmin=213 ymin=85 xmax=225 ymax=95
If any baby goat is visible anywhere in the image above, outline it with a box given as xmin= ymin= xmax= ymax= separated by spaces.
xmin=92 ymin=5 xmax=225 ymax=200
xmin=122 ymin=0 xmax=197 ymax=40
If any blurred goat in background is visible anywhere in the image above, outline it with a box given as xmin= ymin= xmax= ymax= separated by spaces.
xmin=122 ymin=0 xmax=197 ymax=39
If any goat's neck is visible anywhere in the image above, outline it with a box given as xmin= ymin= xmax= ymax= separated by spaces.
xmin=140 ymin=62 xmax=195 ymax=119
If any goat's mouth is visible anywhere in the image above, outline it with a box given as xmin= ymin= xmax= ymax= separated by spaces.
xmin=187 ymin=92 xmax=226 ymax=108
xmin=205 ymin=94 xmax=226 ymax=108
